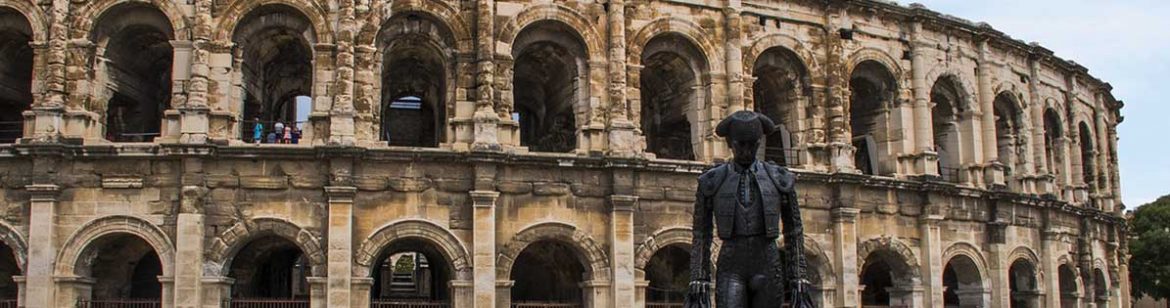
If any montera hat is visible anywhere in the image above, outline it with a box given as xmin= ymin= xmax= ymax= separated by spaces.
xmin=715 ymin=110 xmax=776 ymax=141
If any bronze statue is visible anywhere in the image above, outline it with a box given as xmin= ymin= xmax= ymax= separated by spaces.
xmin=687 ymin=110 xmax=812 ymax=308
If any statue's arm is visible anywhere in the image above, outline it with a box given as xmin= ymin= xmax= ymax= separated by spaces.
xmin=690 ymin=178 xmax=713 ymax=282
xmin=778 ymin=170 xmax=808 ymax=286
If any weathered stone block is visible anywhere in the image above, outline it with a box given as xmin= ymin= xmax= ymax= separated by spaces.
xmin=532 ymin=182 xmax=570 ymax=196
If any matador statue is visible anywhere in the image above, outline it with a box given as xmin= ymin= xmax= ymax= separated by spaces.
xmin=687 ymin=110 xmax=813 ymax=308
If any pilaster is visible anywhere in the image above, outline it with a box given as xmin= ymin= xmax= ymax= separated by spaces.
xmin=605 ymin=0 xmax=638 ymax=157
xmin=450 ymin=279 xmax=473 ymax=308
xmin=472 ymin=0 xmax=499 ymax=151
xmin=307 ymin=276 xmax=327 ymax=308
xmin=977 ymin=39 xmax=1003 ymax=187
xmin=919 ymin=214 xmax=944 ymax=308
xmin=25 ymin=184 xmax=59 ymax=308
xmin=831 ymin=207 xmax=860 ymax=308
xmin=609 ymin=195 xmax=637 ymax=308
xmin=471 ymin=190 xmax=499 ymax=308
xmin=199 ymin=276 xmax=233 ymax=308
xmin=351 ymin=277 xmax=373 ymax=308
xmin=581 ymin=279 xmax=612 ymax=308
xmin=325 ymin=186 xmax=357 ymax=308
xmin=907 ymin=21 xmax=938 ymax=176
xmin=174 ymin=184 xmax=208 ymax=308
xmin=495 ymin=280 xmax=513 ymax=308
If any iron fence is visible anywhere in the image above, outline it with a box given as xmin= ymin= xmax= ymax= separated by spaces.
xmin=0 ymin=299 xmax=15 ymax=308
xmin=227 ymin=298 xmax=309 ymax=308
xmin=370 ymin=299 xmax=449 ymax=308
xmin=77 ymin=299 xmax=161 ymax=308
xmin=939 ymin=167 xmax=961 ymax=183
xmin=511 ymin=302 xmax=581 ymax=308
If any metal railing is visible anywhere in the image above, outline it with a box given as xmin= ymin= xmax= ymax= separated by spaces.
xmin=511 ymin=303 xmax=581 ymax=308
xmin=227 ymin=298 xmax=310 ymax=308
xmin=77 ymin=299 xmax=161 ymax=308
xmin=370 ymin=299 xmax=449 ymax=308
xmin=0 ymin=299 xmax=16 ymax=308
xmin=646 ymin=303 xmax=684 ymax=308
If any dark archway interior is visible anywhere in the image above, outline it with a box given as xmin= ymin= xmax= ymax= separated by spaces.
xmin=931 ymin=77 xmax=965 ymax=181
xmin=0 ymin=243 xmax=18 ymax=299
xmin=1058 ymin=264 xmax=1077 ymax=308
xmin=511 ymin=240 xmax=585 ymax=303
xmin=235 ymin=4 xmax=313 ymax=141
xmin=1093 ymin=269 xmax=1108 ymax=305
xmin=860 ymin=250 xmax=914 ymax=307
xmin=753 ymin=47 xmax=806 ymax=166
xmin=229 ymin=235 xmax=309 ymax=299
xmin=1043 ymin=109 xmax=1063 ymax=177
xmin=849 ymin=61 xmax=895 ymax=175
xmin=379 ymin=13 xmax=452 ymax=147
xmin=0 ymin=9 xmax=32 ymax=143
xmin=645 ymin=245 xmax=689 ymax=303
xmin=942 ymin=255 xmax=983 ymax=308
xmin=512 ymin=21 xmax=584 ymax=153
xmin=641 ymin=34 xmax=704 ymax=161
xmin=93 ymin=4 xmax=173 ymax=142
xmin=994 ymin=93 xmax=1023 ymax=177
xmin=1079 ymin=122 xmax=1095 ymax=186
xmin=1009 ymin=259 xmax=1038 ymax=308
xmin=80 ymin=234 xmax=162 ymax=300
xmin=370 ymin=238 xmax=452 ymax=302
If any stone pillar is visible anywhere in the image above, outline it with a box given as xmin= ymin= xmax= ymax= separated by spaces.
xmin=449 ymin=279 xmax=473 ymax=308
xmin=1027 ymin=57 xmax=1056 ymax=195
xmin=495 ymin=280 xmax=513 ymax=308
xmin=920 ymin=214 xmax=944 ymax=308
xmin=351 ymin=277 xmax=373 ymax=308
xmin=824 ymin=4 xmax=857 ymax=174
xmin=53 ymin=275 xmax=94 ymax=308
xmin=25 ymin=184 xmax=58 ymax=308
xmin=582 ymin=279 xmax=612 ymax=308
xmin=610 ymin=195 xmax=637 ymax=308
xmin=330 ymin=1 xmax=358 ymax=146
xmin=723 ymin=4 xmax=745 ymax=112
xmin=307 ymin=276 xmax=327 ymax=308
xmin=325 ymin=186 xmax=356 ymax=308
xmin=472 ymin=0 xmax=499 ymax=151
xmin=1041 ymin=229 xmax=1060 ymax=308
xmin=308 ymin=43 xmax=336 ymax=146
xmin=471 ymin=190 xmax=499 ymax=308
xmin=987 ymin=219 xmax=1010 ymax=308
xmin=908 ymin=21 xmax=938 ymax=176
xmin=159 ymin=276 xmax=175 ymax=308
xmin=634 ymin=279 xmax=649 ymax=308
xmin=976 ymin=39 xmax=1004 ymax=187
xmin=605 ymin=0 xmax=638 ymax=156
xmin=831 ymin=207 xmax=860 ymax=308
xmin=174 ymin=185 xmax=207 ymax=308
xmin=12 ymin=276 xmax=24 ymax=307
xmin=199 ymin=277 xmax=233 ymax=308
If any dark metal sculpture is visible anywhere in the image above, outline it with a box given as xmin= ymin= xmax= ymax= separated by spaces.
xmin=687 ymin=110 xmax=813 ymax=308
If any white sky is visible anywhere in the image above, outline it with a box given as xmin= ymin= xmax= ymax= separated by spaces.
xmin=899 ymin=0 xmax=1170 ymax=209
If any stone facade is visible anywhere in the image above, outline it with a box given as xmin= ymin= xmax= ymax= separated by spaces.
xmin=0 ymin=0 xmax=1128 ymax=307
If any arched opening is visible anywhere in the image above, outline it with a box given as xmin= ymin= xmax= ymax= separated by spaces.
xmin=644 ymin=245 xmax=689 ymax=305
xmin=930 ymin=76 xmax=969 ymax=182
xmin=92 ymin=3 xmax=174 ymax=142
xmin=1008 ymin=259 xmax=1040 ymax=308
xmin=0 ymin=242 xmax=19 ymax=303
xmin=848 ymin=61 xmax=897 ymax=175
xmin=377 ymin=12 xmax=453 ymax=147
xmin=994 ymin=93 xmax=1024 ymax=181
xmin=76 ymin=234 xmax=163 ymax=305
xmin=369 ymin=238 xmax=453 ymax=306
xmin=511 ymin=240 xmax=585 ymax=306
xmin=1057 ymin=264 xmax=1078 ymax=308
xmin=0 ymin=8 xmax=33 ymax=143
xmin=1043 ymin=109 xmax=1063 ymax=179
xmin=1093 ymin=269 xmax=1108 ymax=307
xmin=860 ymin=250 xmax=916 ymax=307
xmin=640 ymin=33 xmax=707 ymax=161
xmin=1078 ymin=122 xmax=1095 ymax=188
xmin=234 ymin=4 xmax=314 ymax=144
xmin=753 ymin=47 xmax=807 ymax=166
xmin=942 ymin=255 xmax=986 ymax=308
xmin=228 ymin=235 xmax=310 ymax=303
xmin=511 ymin=21 xmax=586 ymax=153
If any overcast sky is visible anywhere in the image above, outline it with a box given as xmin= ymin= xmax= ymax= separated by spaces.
xmin=897 ymin=0 xmax=1170 ymax=209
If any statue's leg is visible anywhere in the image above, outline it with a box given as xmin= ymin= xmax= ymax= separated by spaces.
xmin=716 ymin=271 xmax=746 ymax=308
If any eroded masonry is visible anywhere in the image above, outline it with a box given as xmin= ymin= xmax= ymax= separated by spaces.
xmin=0 ymin=0 xmax=1127 ymax=307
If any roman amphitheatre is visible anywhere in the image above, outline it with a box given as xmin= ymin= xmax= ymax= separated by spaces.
xmin=0 ymin=0 xmax=1126 ymax=307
